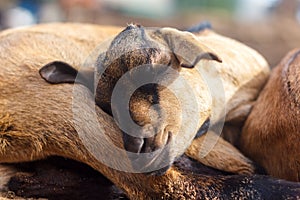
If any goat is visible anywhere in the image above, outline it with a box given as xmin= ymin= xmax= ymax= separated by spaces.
xmin=39 ymin=24 xmax=269 ymax=175
xmin=240 ymin=48 xmax=300 ymax=182
xmin=0 ymin=23 xmax=299 ymax=199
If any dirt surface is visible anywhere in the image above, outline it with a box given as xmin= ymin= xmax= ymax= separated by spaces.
xmin=1 ymin=157 xmax=128 ymax=200
xmin=0 ymin=155 xmax=229 ymax=200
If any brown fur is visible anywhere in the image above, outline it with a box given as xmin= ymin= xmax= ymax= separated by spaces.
xmin=93 ymin=25 xmax=228 ymax=170
xmin=186 ymin=131 xmax=254 ymax=175
xmin=240 ymin=49 xmax=300 ymax=182
xmin=182 ymin=29 xmax=270 ymax=174
xmin=0 ymin=23 xmax=299 ymax=199
xmin=39 ymin=24 xmax=270 ymax=175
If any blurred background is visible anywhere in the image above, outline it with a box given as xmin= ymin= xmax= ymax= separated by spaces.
xmin=0 ymin=0 xmax=299 ymax=67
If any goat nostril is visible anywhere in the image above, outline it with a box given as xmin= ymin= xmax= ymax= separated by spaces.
xmin=123 ymin=130 xmax=173 ymax=155
xmin=166 ymin=131 xmax=172 ymax=145
xmin=123 ymin=134 xmax=144 ymax=153
xmin=141 ymin=131 xmax=173 ymax=153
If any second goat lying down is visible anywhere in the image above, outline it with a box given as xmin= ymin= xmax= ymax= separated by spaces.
xmin=0 ymin=23 xmax=299 ymax=199
xmin=240 ymin=49 xmax=300 ymax=182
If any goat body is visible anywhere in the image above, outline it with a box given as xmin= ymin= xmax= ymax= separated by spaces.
xmin=240 ymin=48 xmax=300 ymax=182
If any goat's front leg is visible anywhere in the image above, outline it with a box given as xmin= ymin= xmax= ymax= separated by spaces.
xmin=185 ymin=130 xmax=255 ymax=175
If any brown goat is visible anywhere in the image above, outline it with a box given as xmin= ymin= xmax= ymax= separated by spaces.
xmin=0 ymin=23 xmax=299 ymax=199
xmin=240 ymin=48 xmax=300 ymax=182
xmin=39 ymin=24 xmax=269 ymax=175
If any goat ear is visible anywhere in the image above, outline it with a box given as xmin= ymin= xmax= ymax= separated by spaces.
xmin=39 ymin=61 xmax=78 ymax=84
xmin=39 ymin=61 xmax=94 ymax=91
xmin=159 ymin=28 xmax=222 ymax=68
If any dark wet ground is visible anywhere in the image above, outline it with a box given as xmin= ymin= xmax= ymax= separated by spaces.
xmin=2 ymin=155 xmax=229 ymax=200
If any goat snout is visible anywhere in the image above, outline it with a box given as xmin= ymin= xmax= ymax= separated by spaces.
xmin=123 ymin=131 xmax=172 ymax=154
xmin=122 ymin=130 xmax=173 ymax=174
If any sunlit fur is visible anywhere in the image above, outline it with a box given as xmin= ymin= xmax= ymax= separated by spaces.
xmin=183 ymin=29 xmax=270 ymax=174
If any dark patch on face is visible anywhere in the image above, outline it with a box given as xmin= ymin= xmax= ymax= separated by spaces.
xmin=135 ymin=84 xmax=160 ymax=105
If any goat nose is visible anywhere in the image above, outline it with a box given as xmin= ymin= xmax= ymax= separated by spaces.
xmin=140 ymin=137 xmax=160 ymax=153
xmin=122 ymin=133 xmax=144 ymax=153
xmin=140 ymin=131 xmax=173 ymax=154
xmin=122 ymin=131 xmax=172 ymax=155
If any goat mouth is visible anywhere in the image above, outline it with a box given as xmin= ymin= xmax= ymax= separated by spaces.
xmin=127 ymin=145 xmax=173 ymax=174
xmin=123 ymin=130 xmax=173 ymax=173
